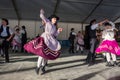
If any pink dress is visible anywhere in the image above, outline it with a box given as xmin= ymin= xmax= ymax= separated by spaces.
xmin=12 ymin=32 xmax=21 ymax=47
xmin=95 ymin=29 xmax=120 ymax=55
xmin=77 ymin=33 xmax=84 ymax=46
xmin=24 ymin=12 xmax=61 ymax=60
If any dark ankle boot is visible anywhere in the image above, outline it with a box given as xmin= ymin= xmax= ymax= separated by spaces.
xmin=106 ymin=62 xmax=112 ymax=67
xmin=15 ymin=50 xmax=18 ymax=53
xmin=113 ymin=61 xmax=118 ymax=66
xmin=72 ymin=51 xmax=75 ymax=54
xmin=12 ymin=50 xmax=14 ymax=52
xmin=81 ymin=51 xmax=83 ymax=54
xmin=75 ymin=50 xmax=79 ymax=53
xmin=35 ymin=67 xmax=40 ymax=75
xmin=1 ymin=54 xmax=4 ymax=58
xmin=41 ymin=66 xmax=46 ymax=73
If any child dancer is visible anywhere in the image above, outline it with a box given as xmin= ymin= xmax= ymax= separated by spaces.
xmin=76 ymin=31 xmax=84 ymax=53
xmin=24 ymin=9 xmax=62 ymax=74
xmin=96 ymin=21 xmax=120 ymax=67
xmin=12 ymin=27 xmax=21 ymax=52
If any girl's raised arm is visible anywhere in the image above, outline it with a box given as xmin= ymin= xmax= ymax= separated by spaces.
xmin=40 ymin=9 xmax=48 ymax=23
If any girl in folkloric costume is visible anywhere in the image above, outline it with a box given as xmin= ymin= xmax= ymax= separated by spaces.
xmin=24 ymin=9 xmax=62 ymax=74
xmin=76 ymin=31 xmax=84 ymax=54
xmin=96 ymin=21 xmax=120 ymax=67
xmin=12 ymin=26 xmax=21 ymax=52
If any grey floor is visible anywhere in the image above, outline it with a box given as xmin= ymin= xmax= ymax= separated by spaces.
xmin=0 ymin=47 xmax=120 ymax=80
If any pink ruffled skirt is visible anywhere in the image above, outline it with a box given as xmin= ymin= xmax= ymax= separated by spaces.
xmin=24 ymin=37 xmax=60 ymax=60
xmin=12 ymin=39 xmax=21 ymax=47
xmin=95 ymin=40 xmax=120 ymax=55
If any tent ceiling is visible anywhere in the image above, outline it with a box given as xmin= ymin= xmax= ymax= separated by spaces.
xmin=0 ymin=0 xmax=120 ymax=23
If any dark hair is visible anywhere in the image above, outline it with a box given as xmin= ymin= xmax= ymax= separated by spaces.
xmin=90 ymin=19 xmax=96 ymax=25
xmin=22 ymin=25 xmax=26 ymax=29
xmin=16 ymin=28 xmax=20 ymax=31
xmin=48 ymin=15 xmax=59 ymax=21
xmin=2 ymin=18 xmax=9 ymax=25
xmin=78 ymin=31 xmax=81 ymax=33
xmin=48 ymin=15 xmax=59 ymax=29
xmin=104 ymin=22 xmax=112 ymax=26
xmin=71 ymin=28 xmax=74 ymax=31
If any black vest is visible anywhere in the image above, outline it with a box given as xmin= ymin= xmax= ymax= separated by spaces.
xmin=84 ymin=25 xmax=91 ymax=39
xmin=89 ymin=27 xmax=96 ymax=38
xmin=69 ymin=32 xmax=76 ymax=41
xmin=0 ymin=25 xmax=10 ymax=38
xmin=21 ymin=29 xmax=27 ymax=41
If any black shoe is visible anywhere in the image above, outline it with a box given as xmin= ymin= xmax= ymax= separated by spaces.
xmin=88 ymin=62 xmax=95 ymax=66
xmin=6 ymin=60 xmax=9 ymax=63
xmin=72 ymin=51 xmax=75 ymax=54
xmin=15 ymin=50 xmax=18 ymax=53
xmin=35 ymin=67 xmax=40 ymax=75
xmin=81 ymin=51 xmax=83 ymax=54
xmin=106 ymin=62 xmax=113 ymax=67
xmin=113 ymin=61 xmax=118 ymax=66
xmin=41 ymin=66 xmax=46 ymax=74
xmin=45 ymin=62 xmax=48 ymax=66
xmin=12 ymin=50 xmax=14 ymax=52
xmin=76 ymin=50 xmax=78 ymax=53
xmin=1 ymin=54 xmax=4 ymax=58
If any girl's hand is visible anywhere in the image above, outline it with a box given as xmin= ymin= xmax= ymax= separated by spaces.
xmin=42 ymin=20 xmax=45 ymax=26
xmin=6 ymin=38 xmax=10 ymax=41
xmin=58 ymin=28 xmax=63 ymax=32
xmin=40 ymin=9 xmax=44 ymax=14
xmin=104 ymin=19 xmax=109 ymax=22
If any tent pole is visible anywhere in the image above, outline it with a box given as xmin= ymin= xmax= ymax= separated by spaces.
xmin=11 ymin=0 xmax=21 ymax=24
xmin=18 ymin=19 xmax=20 ymax=26
xmin=81 ymin=23 xmax=83 ymax=34
xmin=53 ymin=0 xmax=61 ymax=15
xmin=82 ymin=0 xmax=103 ymax=23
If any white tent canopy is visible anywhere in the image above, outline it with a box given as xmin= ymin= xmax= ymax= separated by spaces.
xmin=1 ymin=0 xmax=120 ymax=23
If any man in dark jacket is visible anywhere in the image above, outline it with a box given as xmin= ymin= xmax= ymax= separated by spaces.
xmin=68 ymin=28 xmax=76 ymax=53
xmin=21 ymin=26 xmax=27 ymax=52
xmin=86 ymin=19 xmax=108 ymax=65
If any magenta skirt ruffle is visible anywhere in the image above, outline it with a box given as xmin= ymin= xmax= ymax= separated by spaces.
xmin=95 ymin=40 xmax=120 ymax=55
xmin=24 ymin=37 xmax=60 ymax=60
xmin=12 ymin=39 xmax=21 ymax=47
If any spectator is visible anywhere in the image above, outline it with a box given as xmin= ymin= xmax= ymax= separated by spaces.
xmin=21 ymin=25 xmax=27 ymax=52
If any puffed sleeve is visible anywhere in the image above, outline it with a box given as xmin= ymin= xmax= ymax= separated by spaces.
xmin=102 ymin=30 xmax=106 ymax=39
xmin=109 ymin=21 xmax=115 ymax=29
xmin=91 ymin=24 xmax=99 ymax=30
xmin=40 ymin=9 xmax=49 ymax=23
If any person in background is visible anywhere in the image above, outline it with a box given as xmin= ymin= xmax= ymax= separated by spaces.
xmin=21 ymin=25 xmax=27 ymax=52
xmin=76 ymin=31 xmax=84 ymax=54
xmin=12 ymin=26 xmax=21 ymax=52
xmin=0 ymin=18 xmax=14 ymax=62
xmin=68 ymin=28 xmax=76 ymax=53
xmin=84 ymin=22 xmax=91 ymax=50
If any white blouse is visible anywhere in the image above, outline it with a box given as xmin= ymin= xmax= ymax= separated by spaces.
xmin=102 ymin=29 xmax=115 ymax=40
